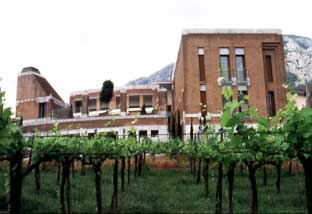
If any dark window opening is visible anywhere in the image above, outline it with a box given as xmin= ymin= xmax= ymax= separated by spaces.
xmin=151 ymin=130 xmax=159 ymax=137
xmin=75 ymin=100 xmax=82 ymax=113
xmin=129 ymin=95 xmax=140 ymax=108
xmin=167 ymin=105 xmax=172 ymax=112
xmin=39 ymin=102 xmax=46 ymax=118
xmin=200 ymin=91 xmax=207 ymax=116
xmin=143 ymin=95 xmax=153 ymax=107
xmin=236 ymin=55 xmax=247 ymax=81
xmin=116 ymin=96 xmax=120 ymax=109
xmin=139 ymin=130 xmax=148 ymax=139
xmin=265 ymin=55 xmax=273 ymax=82
xmin=198 ymin=54 xmax=206 ymax=81
xmin=268 ymin=91 xmax=276 ymax=116
xmin=88 ymin=99 xmax=96 ymax=112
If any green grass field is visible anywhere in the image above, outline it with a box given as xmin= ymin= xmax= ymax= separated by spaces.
xmin=0 ymin=163 xmax=307 ymax=213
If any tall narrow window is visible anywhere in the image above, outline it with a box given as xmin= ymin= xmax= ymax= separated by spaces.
xmin=265 ymin=55 xmax=273 ymax=82
xmin=75 ymin=100 xmax=82 ymax=113
xmin=116 ymin=96 xmax=120 ymax=109
xmin=268 ymin=91 xmax=276 ymax=116
xmin=220 ymin=48 xmax=231 ymax=81
xmin=129 ymin=95 xmax=140 ymax=108
xmin=198 ymin=47 xmax=206 ymax=81
xmin=235 ymin=48 xmax=247 ymax=81
xmin=143 ymin=95 xmax=153 ymax=107
xmin=38 ymin=102 xmax=46 ymax=118
xmin=200 ymin=91 xmax=207 ymax=116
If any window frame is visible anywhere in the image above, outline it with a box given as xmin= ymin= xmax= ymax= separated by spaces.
xmin=129 ymin=95 xmax=140 ymax=108
xmin=219 ymin=48 xmax=231 ymax=81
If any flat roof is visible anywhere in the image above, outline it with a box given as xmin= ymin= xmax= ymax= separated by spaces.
xmin=182 ymin=29 xmax=282 ymax=35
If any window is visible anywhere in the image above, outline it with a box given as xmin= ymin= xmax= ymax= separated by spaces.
xmin=151 ymin=130 xmax=159 ymax=137
xmin=143 ymin=95 xmax=152 ymax=107
xmin=198 ymin=47 xmax=206 ymax=81
xmin=100 ymin=101 xmax=108 ymax=110
xmin=139 ymin=130 xmax=148 ymax=138
xmin=268 ymin=91 xmax=276 ymax=116
xmin=88 ymin=99 xmax=96 ymax=112
xmin=38 ymin=102 xmax=46 ymax=118
xmin=222 ymin=87 xmax=232 ymax=108
xmin=235 ymin=48 xmax=247 ymax=81
xmin=238 ymin=90 xmax=248 ymax=112
xmin=220 ymin=48 xmax=231 ymax=81
xmin=200 ymin=91 xmax=207 ymax=115
xmin=129 ymin=95 xmax=140 ymax=108
xmin=167 ymin=105 xmax=172 ymax=112
xmin=265 ymin=55 xmax=273 ymax=82
xmin=75 ymin=100 xmax=82 ymax=113
xmin=116 ymin=96 xmax=120 ymax=109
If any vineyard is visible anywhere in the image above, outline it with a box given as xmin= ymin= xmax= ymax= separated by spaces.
xmin=1 ymin=88 xmax=312 ymax=214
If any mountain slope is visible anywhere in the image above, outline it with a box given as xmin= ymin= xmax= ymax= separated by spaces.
xmin=127 ymin=35 xmax=312 ymax=89
xmin=126 ymin=63 xmax=174 ymax=86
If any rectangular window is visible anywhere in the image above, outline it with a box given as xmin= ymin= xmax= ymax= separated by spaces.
xmin=200 ymin=91 xmax=207 ymax=116
xmin=238 ymin=90 xmax=248 ymax=112
xmin=235 ymin=48 xmax=247 ymax=81
xmin=198 ymin=47 xmax=205 ymax=81
xmin=38 ymin=102 xmax=46 ymax=118
xmin=167 ymin=105 xmax=172 ymax=112
xmin=129 ymin=95 xmax=140 ymax=108
xmin=268 ymin=91 xmax=276 ymax=116
xmin=75 ymin=100 xmax=82 ymax=113
xmin=116 ymin=96 xmax=120 ymax=109
xmin=143 ymin=95 xmax=152 ymax=107
xmin=220 ymin=48 xmax=231 ymax=81
xmin=88 ymin=99 xmax=96 ymax=112
xmin=265 ymin=55 xmax=273 ymax=82
xmin=139 ymin=130 xmax=148 ymax=138
xmin=100 ymin=101 xmax=108 ymax=110
xmin=151 ymin=130 xmax=159 ymax=137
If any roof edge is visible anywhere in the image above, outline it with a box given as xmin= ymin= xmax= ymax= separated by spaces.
xmin=182 ymin=28 xmax=282 ymax=35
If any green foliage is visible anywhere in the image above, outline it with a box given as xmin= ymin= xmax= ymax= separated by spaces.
xmin=0 ymin=89 xmax=23 ymax=157
xmin=280 ymin=92 xmax=312 ymax=160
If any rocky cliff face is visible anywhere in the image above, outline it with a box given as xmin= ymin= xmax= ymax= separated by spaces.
xmin=127 ymin=35 xmax=312 ymax=89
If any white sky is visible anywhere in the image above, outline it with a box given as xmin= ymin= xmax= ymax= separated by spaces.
xmin=1 ymin=0 xmax=312 ymax=111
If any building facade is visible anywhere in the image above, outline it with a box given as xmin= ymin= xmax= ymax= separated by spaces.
xmin=16 ymin=29 xmax=287 ymax=139
xmin=173 ymin=29 xmax=287 ymax=134
xmin=18 ymin=68 xmax=170 ymax=140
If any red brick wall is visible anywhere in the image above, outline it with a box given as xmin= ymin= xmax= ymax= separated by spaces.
xmin=173 ymin=33 xmax=287 ymax=125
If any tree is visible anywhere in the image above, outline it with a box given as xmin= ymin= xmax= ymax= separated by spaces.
xmin=100 ymin=80 xmax=114 ymax=107
xmin=280 ymin=92 xmax=312 ymax=213
xmin=141 ymin=104 xmax=147 ymax=115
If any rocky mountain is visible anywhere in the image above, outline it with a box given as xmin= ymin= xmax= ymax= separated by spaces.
xmin=126 ymin=63 xmax=174 ymax=86
xmin=284 ymin=35 xmax=312 ymax=89
xmin=127 ymin=35 xmax=312 ymax=89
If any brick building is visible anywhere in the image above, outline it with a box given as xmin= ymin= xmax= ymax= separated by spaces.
xmin=16 ymin=67 xmax=68 ymax=120
xmin=173 ymin=29 xmax=287 ymax=135
xmin=17 ymin=68 xmax=170 ymax=140
xmin=16 ymin=29 xmax=287 ymax=139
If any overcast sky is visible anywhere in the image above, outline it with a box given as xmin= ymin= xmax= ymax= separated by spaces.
xmin=1 ymin=0 xmax=311 ymax=111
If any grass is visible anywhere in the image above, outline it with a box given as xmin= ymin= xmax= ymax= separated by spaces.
xmin=0 ymin=162 xmax=308 ymax=213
